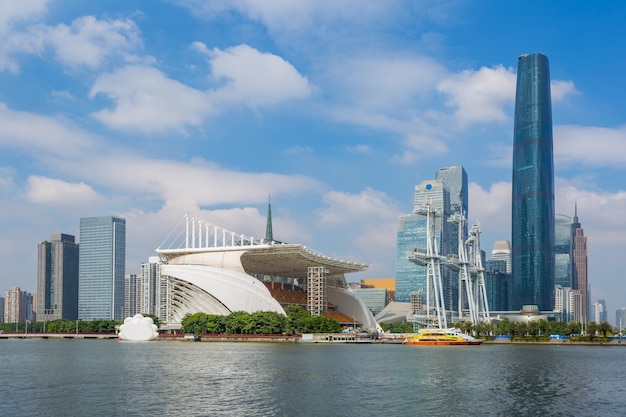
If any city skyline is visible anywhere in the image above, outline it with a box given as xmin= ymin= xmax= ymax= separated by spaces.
xmin=1 ymin=2 xmax=626 ymax=317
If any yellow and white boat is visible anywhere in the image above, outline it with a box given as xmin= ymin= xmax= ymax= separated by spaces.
xmin=402 ymin=328 xmax=483 ymax=346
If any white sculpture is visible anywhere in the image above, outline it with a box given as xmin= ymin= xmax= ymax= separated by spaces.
xmin=118 ymin=314 xmax=159 ymax=341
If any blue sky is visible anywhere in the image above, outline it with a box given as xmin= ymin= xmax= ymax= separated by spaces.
xmin=1 ymin=1 xmax=626 ymax=320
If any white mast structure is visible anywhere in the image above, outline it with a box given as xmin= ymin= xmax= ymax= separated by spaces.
xmin=408 ymin=202 xmax=448 ymax=329
xmin=409 ymin=209 xmax=491 ymax=328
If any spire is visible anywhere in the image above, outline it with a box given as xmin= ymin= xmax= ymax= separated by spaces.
xmin=265 ymin=194 xmax=273 ymax=243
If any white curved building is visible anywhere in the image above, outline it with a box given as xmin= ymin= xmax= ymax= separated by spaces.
xmin=157 ymin=216 xmax=380 ymax=332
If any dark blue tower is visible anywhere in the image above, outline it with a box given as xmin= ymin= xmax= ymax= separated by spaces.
xmin=511 ymin=53 xmax=555 ymax=311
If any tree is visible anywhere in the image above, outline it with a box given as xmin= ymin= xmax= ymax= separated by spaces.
xmin=598 ymin=321 xmax=613 ymax=338
xmin=496 ymin=317 xmax=511 ymax=336
xmin=586 ymin=321 xmax=598 ymax=341
xmin=566 ymin=321 xmax=581 ymax=336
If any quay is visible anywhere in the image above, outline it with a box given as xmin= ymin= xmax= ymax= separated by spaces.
xmin=0 ymin=332 xmax=118 ymax=340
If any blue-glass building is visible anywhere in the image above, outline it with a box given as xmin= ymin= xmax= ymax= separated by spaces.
xmin=555 ymin=214 xmax=573 ymax=288
xmin=396 ymin=168 xmax=466 ymax=311
xmin=37 ymin=233 xmax=79 ymax=321
xmin=79 ymin=216 xmax=126 ymax=320
xmin=511 ymin=53 xmax=555 ymax=311
xmin=484 ymin=260 xmax=512 ymax=312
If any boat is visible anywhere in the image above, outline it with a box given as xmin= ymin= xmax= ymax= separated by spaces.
xmin=402 ymin=328 xmax=483 ymax=346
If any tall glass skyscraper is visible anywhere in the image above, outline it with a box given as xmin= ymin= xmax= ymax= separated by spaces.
xmin=396 ymin=167 xmax=467 ymax=311
xmin=554 ymin=214 xmax=573 ymax=288
xmin=571 ymin=205 xmax=588 ymax=320
xmin=511 ymin=53 xmax=555 ymax=311
xmin=79 ymin=216 xmax=126 ymax=320
xmin=37 ymin=233 xmax=79 ymax=321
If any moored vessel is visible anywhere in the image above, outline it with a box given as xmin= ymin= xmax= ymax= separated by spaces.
xmin=402 ymin=328 xmax=483 ymax=346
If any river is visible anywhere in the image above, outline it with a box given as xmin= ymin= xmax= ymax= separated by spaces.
xmin=1 ymin=339 xmax=625 ymax=416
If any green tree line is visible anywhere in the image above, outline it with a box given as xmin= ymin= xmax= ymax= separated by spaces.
xmin=0 ymin=319 xmax=119 ymax=333
xmin=180 ymin=305 xmax=341 ymax=335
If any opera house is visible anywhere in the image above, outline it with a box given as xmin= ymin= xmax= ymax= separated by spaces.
xmin=157 ymin=212 xmax=380 ymax=333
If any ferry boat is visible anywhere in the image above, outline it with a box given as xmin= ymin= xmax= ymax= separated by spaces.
xmin=402 ymin=328 xmax=483 ymax=346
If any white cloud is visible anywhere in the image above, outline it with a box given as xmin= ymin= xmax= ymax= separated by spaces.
xmin=0 ymin=103 xmax=101 ymax=158
xmin=554 ymin=125 xmax=626 ymax=168
xmin=206 ymin=44 xmax=314 ymax=107
xmin=41 ymin=15 xmax=142 ymax=68
xmin=438 ymin=65 xmax=516 ymax=125
xmin=90 ymin=65 xmax=215 ymax=133
xmin=551 ymin=80 xmax=577 ymax=101
xmin=0 ymin=13 xmax=142 ymax=73
xmin=26 ymin=176 xmax=101 ymax=205
xmin=393 ymin=134 xmax=449 ymax=164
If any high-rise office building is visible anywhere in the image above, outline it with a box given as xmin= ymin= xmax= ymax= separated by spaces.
xmin=484 ymin=259 xmax=512 ymax=312
xmin=0 ymin=296 xmax=4 ymax=322
xmin=396 ymin=167 xmax=466 ymax=311
xmin=571 ymin=205 xmax=588 ymax=321
xmin=491 ymin=240 xmax=512 ymax=275
xmin=597 ymin=299 xmax=607 ymax=323
xmin=78 ymin=216 xmax=126 ymax=321
xmin=555 ymin=215 xmax=573 ymax=288
xmin=37 ymin=233 xmax=79 ymax=321
xmin=616 ymin=308 xmax=626 ymax=331
xmin=511 ymin=52 xmax=555 ymax=311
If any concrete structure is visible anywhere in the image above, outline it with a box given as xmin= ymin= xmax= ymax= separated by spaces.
xmin=37 ymin=233 xmax=79 ymax=321
xmin=511 ymin=52 xmax=555 ymax=311
xmin=79 ymin=216 xmax=126 ymax=321
xmin=157 ymin=214 xmax=379 ymax=332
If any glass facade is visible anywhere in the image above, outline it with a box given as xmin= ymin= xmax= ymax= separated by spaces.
xmin=37 ymin=233 xmax=79 ymax=321
xmin=555 ymin=214 xmax=573 ymax=288
xmin=511 ymin=53 xmax=555 ymax=311
xmin=79 ymin=216 xmax=126 ymax=320
xmin=484 ymin=260 xmax=512 ymax=311
xmin=396 ymin=176 xmax=459 ymax=311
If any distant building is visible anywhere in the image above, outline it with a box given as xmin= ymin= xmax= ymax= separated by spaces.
xmin=555 ymin=215 xmax=573 ymax=288
xmin=37 ymin=233 xmax=79 ymax=321
xmin=484 ymin=260 xmax=512 ymax=312
xmin=4 ymin=287 xmax=30 ymax=323
xmin=124 ymin=257 xmax=168 ymax=322
xmin=125 ymin=273 xmax=141 ymax=318
xmin=353 ymin=287 xmax=387 ymax=316
xmin=597 ymin=299 xmax=607 ymax=323
xmin=360 ymin=278 xmax=395 ymax=304
xmin=616 ymin=308 xmax=626 ymax=331
xmin=592 ymin=302 xmax=604 ymax=323
xmin=0 ymin=296 xmax=3 ymax=322
xmin=491 ymin=241 xmax=512 ymax=275
xmin=571 ymin=204 xmax=588 ymax=321
xmin=511 ymin=52 xmax=555 ymax=311
xmin=79 ymin=216 xmax=126 ymax=321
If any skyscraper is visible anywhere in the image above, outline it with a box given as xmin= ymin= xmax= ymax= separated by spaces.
xmin=571 ymin=204 xmax=588 ymax=320
xmin=37 ymin=233 xmax=79 ymax=321
xmin=395 ymin=167 xmax=467 ymax=311
xmin=491 ymin=240 xmax=512 ymax=274
xmin=511 ymin=53 xmax=555 ymax=311
xmin=555 ymin=214 xmax=573 ymax=288
xmin=78 ymin=216 xmax=126 ymax=321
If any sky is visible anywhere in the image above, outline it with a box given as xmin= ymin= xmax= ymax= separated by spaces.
xmin=1 ymin=1 xmax=626 ymax=322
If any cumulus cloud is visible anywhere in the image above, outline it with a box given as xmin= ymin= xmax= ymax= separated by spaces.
xmin=90 ymin=65 xmax=215 ymax=133
xmin=393 ymin=134 xmax=449 ymax=165
xmin=1 ymin=13 xmax=142 ymax=73
xmin=204 ymin=43 xmax=314 ymax=107
xmin=554 ymin=125 xmax=626 ymax=168
xmin=438 ymin=65 xmax=516 ymax=125
xmin=39 ymin=15 xmax=142 ymax=68
xmin=26 ymin=176 xmax=101 ymax=205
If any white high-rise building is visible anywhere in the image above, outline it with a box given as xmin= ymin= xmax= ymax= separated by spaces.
xmin=491 ymin=240 xmax=512 ymax=274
